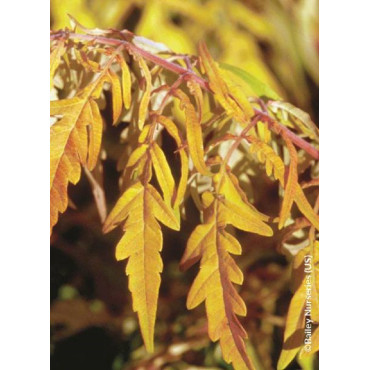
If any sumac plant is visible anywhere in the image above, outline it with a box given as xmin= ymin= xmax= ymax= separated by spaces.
xmin=50 ymin=19 xmax=319 ymax=370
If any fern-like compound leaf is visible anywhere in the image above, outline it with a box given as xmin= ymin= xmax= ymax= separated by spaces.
xmin=103 ymin=182 xmax=179 ymax=352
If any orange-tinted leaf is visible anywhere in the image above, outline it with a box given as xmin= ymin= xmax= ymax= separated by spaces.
xmin=50 ymin=55 xmax=117 ymax=233
xmin=103 ymin=182 xmax=179 ymax=352
xmin=50 ymin=86 xmax=104 ymax=232
xmin=181 ymin=172 xmax=271 ymax=369
xmin=181 ymin=192 xmax=254 ymax=370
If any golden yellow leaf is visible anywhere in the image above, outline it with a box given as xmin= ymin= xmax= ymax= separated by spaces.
xmin=118 ymin=55 xmax=132 ymax=110
xmin=137 ymin=56 xmax=152 ymax=130
xmin=51 ymin=98 xmax=86 ymax=232
xmin=50 ymin=41 xmax=65 ymax=89
xmin=103 ymin=182 xmax=179 ymax=352
xmin=156 ymin=115 xmax=189 ymax=207
xmin=108 ymin=69 xmax=123 ymax=125
xmin=86 ymin=99 xmax=103 ymax=170
xmin=150 ymin=142 xmax=175 ymax=205
xmin=174 ymin=89 xmax=209 ymax=175
xmin=126 ymin=144 xmax=149 ymax=168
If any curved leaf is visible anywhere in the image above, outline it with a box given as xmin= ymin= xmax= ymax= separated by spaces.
xmin=137 ymin=56 xmax=152 ymax=130
xmin=156 ymin=115 xmax=189 ymax=207
xmin=174 ymin=89 xmax=209 ymax=175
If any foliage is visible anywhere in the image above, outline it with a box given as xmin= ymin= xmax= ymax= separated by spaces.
xmin=50 ymin=18 xmax=319 ymax=370
xmin=50 ymin=0 xmax=319 ymax=114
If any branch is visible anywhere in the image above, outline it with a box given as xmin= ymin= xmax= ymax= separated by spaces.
xmin=254 ymin=109 xmax=319 ymax=160
xmin=223 ymin=115 xmax=261 ymax=165
xmin=50 ymin=30 xmax=319 ymax=160
xmin=50 ymin=31 xmax=209 ymax=90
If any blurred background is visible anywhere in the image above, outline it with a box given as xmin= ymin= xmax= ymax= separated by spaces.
xmin=50 ymin=1 xmax=318 ymax=369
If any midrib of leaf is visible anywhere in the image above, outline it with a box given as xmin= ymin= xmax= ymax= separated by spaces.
xmin=214 ymin=200 xmax=254 ymax=370
xmin=142 ymin=185 xmax=155 ymax=350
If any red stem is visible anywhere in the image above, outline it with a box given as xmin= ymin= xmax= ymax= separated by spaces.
xmin=254 ymin=109 xmax=319 ymax=160
xmin=51 ymin=31 xmax=209 ymax=90
xmin=50 ymin=31 xmax=319 ymax=160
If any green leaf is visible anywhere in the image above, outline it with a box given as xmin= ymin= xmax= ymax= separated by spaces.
xmin=220 ymin=62 xmax=282 ymax=100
